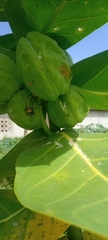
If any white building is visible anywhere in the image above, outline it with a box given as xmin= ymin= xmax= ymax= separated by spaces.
xmin=0 ymin=114 xmax=24 ymax=140
xmin=0 ymin=111 xmax=108 ymax=140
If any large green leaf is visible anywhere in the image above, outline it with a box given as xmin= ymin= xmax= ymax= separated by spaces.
xmin=0 ymin=208 xmax=26 ymax=240
xmin=0 ymin=129 xmax=47 ymax=177
xmin=0 ymin=34 xmax=16 ymax=50
xmin=14 ymin=130 xmax=108 ymax=237
xmin=71 ymin=50 xmax=108 ymax=110
xmin=4 ymin=0 xmax=108 ymax=48
xmin=0 ymin=190 xmax=69 ymax=239
xmin=0 ymin=47 xmax=16 ymax=61
xmin=0 ymin=0 xmax=7 ymax=21
xmin=0 ymin=190 xmax=23 ymax=222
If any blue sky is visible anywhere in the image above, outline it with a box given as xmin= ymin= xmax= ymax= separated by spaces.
xmin=67 ymin=23 xmax=108 ymax=63
xmin=0 ymin=22 xmax=108 ymax=63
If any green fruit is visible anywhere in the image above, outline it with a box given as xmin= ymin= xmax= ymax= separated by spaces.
xmin=64 ymin=50 xmax=73 ymax=71
xmin=16 ymin=31 xmax=73 ymax=101
xmin=0 ymin=53 xmax=22 ymax=101
xmin=0 ymin=101 xmax=8 ymax=114
xmin=47 ymin=85 xmax=90 ymax=128
xmin=8 ymin=88 xmax=43 ymax=130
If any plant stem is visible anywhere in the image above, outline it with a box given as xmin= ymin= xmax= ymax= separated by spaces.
xmin=38 ymin=98 xmax=53 ymax=136
xmin=26 ymin=94 xmax=34 ymax=108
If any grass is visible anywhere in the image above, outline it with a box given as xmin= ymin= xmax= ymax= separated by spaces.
xmin=0 ymin=137 xmax=22 ymax=160
xmin=75 ymin=123 xmax=108 ymax=133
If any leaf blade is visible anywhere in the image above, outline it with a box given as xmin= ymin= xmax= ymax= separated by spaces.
xmin=0 ymin=129 xmax=47 ymax=177
xmin=4 ymin=0 xmax=108 ymax=48
xmin=71 ymin=50 xmax=108 ymax=109
xmin=0 ymin=0 xmax=7 ymax=21
xmin=14 ymin=131 xmax=108 ymax=237
xmin=0 ymin=189 xmax=23 ymax=222
xmin=0 ymin=34 xmax=15 ymax=50
xmin=0 ymin=191 xmax=69 ymax=239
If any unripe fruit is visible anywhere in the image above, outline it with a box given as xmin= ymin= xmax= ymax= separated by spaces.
xmin=8 ymin=88 xmax=43 ymax=130
xmin=16 ymin=31 xmax=73 ymax=101
xmin=47 ymin=85 xmax=90 ymax=128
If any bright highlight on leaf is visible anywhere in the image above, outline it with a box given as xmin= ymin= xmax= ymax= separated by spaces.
xmin=72 ymin=51 xmax=108 ymax=110
xmin=14 ymin=131 xmax=108 ymax=237
xmin=4 ymin=0 xmax=108 ymax=48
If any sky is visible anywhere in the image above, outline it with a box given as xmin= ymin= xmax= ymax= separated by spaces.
xmin=0 ymin=21 xmax=108 ymax=63
xmin=67 ymin=23 xmax=108 ymax=63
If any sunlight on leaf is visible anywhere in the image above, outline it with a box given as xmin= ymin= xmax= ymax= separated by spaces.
xmin=0 ymin=129 xmax=47 ymax=177
xmin=14 ymin=130 xmax=108 ymax=237
xmin=0 ymin=189 xmax=69 ymax=239
xmin=4 ymin=0 xmax=108 ymax=48
xmin=72 ymin=50 xmax=108 ymax=109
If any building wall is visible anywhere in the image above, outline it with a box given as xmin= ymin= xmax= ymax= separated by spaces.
xmin=78 ymin=110 xmax=108 ymax=128
xmin=0 ymin=111 xmax=108 ymax=139
xmin=0 ymin=114 xmax=24 ymax=140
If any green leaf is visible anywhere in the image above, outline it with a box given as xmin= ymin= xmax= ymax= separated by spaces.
xmin=0 ymin=47 xmax=16 ymax=61
xmin=0 ymin=34 xmax=16 ymax=50
xmin=0 ymin=189 xmax=23 ymax=222
xmin=71 ymin=50 xmax=108 ymax=110
xmin=0 ymin=206 xmax=39 ymax=239
xmin=67 ymin=225 xmax=81 ymax=240
xmin=0 ymin=129 xmax=47 ymax=177
xmin=0 ymin=0 xmax=7 ymax=21
xmin=4 ymin=0 xmax=108 ymax=48
xmin=0 ymin=208 xmax=25 ymax=239
xmin=14 ymin=130 xmax=108 ymax=237
xmin=0 ymin=188 xmax=69 ymax=239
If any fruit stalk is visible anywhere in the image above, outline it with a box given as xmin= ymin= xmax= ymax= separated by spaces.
xmin=38 ymin=98 xmax=53 ymax=136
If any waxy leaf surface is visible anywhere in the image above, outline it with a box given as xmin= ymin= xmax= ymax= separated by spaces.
xmin=14 ymin=131 xmax=108 ymax=237
xmin=0 ymin=190 xmax=23 ymax=222
xmin=4 ymin=0 xmax=108 ymax=49
xmin=72 ymin=50 xmax=108 ymax=109
xmin=0 ymin=47 xmax=16 ymax=62
xmin=0 ymin=129 xmax=47 ymax=177
xmin=0 ymin=0 xmax=7 ymax=21
xmin=0 ymin=191 xmax=69 ymax=240
xmin=0 ymin=34 xmax=15 ymax=50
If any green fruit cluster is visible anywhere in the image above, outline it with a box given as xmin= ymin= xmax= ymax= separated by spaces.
xmin=16 ymin=31 xmax=72 ymax=101
xmin=47 ymin=85 xmax=89 ymax=128
xmin=0 ymin=31 xmax=89 ymax=131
